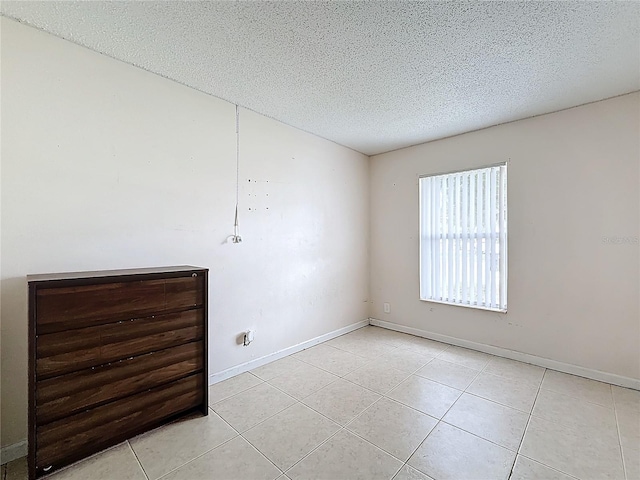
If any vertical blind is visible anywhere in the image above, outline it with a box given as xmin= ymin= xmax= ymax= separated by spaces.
xmin=419 ymin=164 xmax=508 ymax=311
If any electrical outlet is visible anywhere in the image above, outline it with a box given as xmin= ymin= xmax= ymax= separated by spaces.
xmin=383 ymin=302 xmax=391 ymax=314
xmin=243 ymin=330 xmax=255 ymax=346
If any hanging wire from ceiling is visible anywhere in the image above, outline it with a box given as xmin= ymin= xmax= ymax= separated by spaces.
xmin=231 ymin=104 xmax=242 ymax=243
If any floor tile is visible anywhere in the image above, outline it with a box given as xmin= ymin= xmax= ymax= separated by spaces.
xmin=347 ymin=397 xmax=437 ymax=461
xmin=294 ymin=344 xmax=370 ymax=376
xmin=613 ymin=385 xmax=640 ymax=415
xmin=387 ymin=375 xmax=461 ymax=419
xmin=243 ymin=403 xmax=340 ymax=471
xmin=442 ymin=393 xmax=529 ymax=451
xmin=519 ymin=415 xmax=624 ymax=479
xmin=325 ymin=334 xmax=362 ymax=351
xmin=286 ymin=429 xmax=402 ymax=480
xmin=328 ymin=337 xmax=399 ymax=359
xmin=212 ymin=382 xmax=296 ymax=432
xmin=467 ymin=371 xmax=540 ymax=413
xmin=302 ymin=379 xmax=380 ymax=425
xmin=268 ymin=362 xmax=339 ymax=400
xmin=374 ymin=348 xmax=433 ymax=374
xmin=343 ymin=362 xmax=410 ymax=394
xmin=337 ymin=327 xmax=376 ymax=342
xmin=293 ymin=344 xmax=351 ymax=364
xmin=398 ymin=337 xmax=450 ymax=357
xmin=392 ymin=465 xmax=434 ymax=480
xmin=617 ymin=405 xmax=639 ymax=445
xmin=483 ymin=357 xmax=545 ymax=386
xmin=374 ymin=336 xmax=428 ymax=351
xmin=408 ymin=422 xmax=515 ymax=480
xmin=617 ymin=407 xmax=640 ymax=480
xmin=621 ymin=443 xmax=640 ymax=480
xmin=436 ymin=345 xmax=493 ymax=370
xmin=4 ymin=457 xmax=27 ymax=480
xmin=350 ymin=326 xmax=407 ymax=345
xmin=46 ymin=443 xmax=146 ymax=480
xmin=533 ymin=388 xmax=618 ymax=433
xmin=540 ymin=370 xmax=613 ymax=407
xmin=252 ymin=356 xmax=305 ymax=381
xmin=159 ymin=436 xmax=280 ymax=480
xmin=510 ymin=455 xmax=576 ymax=480
xmin=415 ymin=358 xmax=479 ymax=390
xmin=208 ymin=372 xmax=262 ymax=405
xmin=129 ymin=412 xmax=236 ymax=479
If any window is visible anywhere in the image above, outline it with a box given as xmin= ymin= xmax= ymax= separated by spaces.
xmin=419 ymin=164 xmax=507 ymax=312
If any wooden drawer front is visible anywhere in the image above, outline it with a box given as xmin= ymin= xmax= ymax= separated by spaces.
xmin=36 ymin=374 xmax=203 ymax=473
xmin=165 ymin=276 xmax=204 ymax=310
xmin=36 ymin=276 xmax=203 ymax=334
xmin=36 ymin=341 xmax=203 ymax=425
xmin=36 ymin=309 xmax=203 ymax=379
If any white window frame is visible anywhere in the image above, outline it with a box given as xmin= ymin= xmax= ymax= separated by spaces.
xmin=419 ymin=163 xmax=508 ymax=312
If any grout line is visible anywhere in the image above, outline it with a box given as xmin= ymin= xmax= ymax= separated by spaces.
xmin=208 ymin=374 xmax=266 ymax=406
xmin=281 ymin=425 xmax=408 ymax=478
xmin=515 ymin=453 xmax=582 ymax=480
xmin=535 ymin=385 xmax=617 ymax=410
xmin=510 ymin=367 xmax=547 ymax=479
xmin=209 ymin=407 xmax=242 ymax=436
xmin=281 ymin=426 xmax=346 ymax=475
xmin=343 ymin=396 xmax=438 ymax=466
xmin=297 ymin=396 xmax=362 ymax=427
xmin=150 ymin=429 xmax=240 ymax=480
xmin=460 ymin=389 xmax=535 ymax=415
xmin=218 ymin=395 xmax=298 ymax=436
xmin=236 ymin=434 xmax=284 ymax=475
xmin=126 ymin=440 xmax=149 ymax=480
xmin=291 ymin=352 xmax=372 ymax=377
xmin=389 ymin=463 xmax=405 ymax=480
xmin=436 ymin=418 xmax=521 ymax=454
xmin=376 ymin=394 xmax=441 ymax=422
xmin=268 ymin=376 xmax=342 ymax=401
xmin=384 ymin=374 xmax=465 ymax=402
xmin=342 ymin=395 xmax=385 ymax=429
xmin=517 ymin=368 xmax=545 ymax=457
xmin=611 ymin=385 xmax=630 ymax=480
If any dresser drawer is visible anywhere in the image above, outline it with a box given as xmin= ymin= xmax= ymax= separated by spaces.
xmin=165 ymin=276 xmax=204 ymax=310
xmin=28 ymin=266 xmax=209 ymax=480
xmin=36 ymin=276 xmax=203 ymax=334
xmin=36 ymin=341 xmax=204 ymax=425
xmin=36 ymin=308 xmax=203 ymax=379
xmin=36 ymin=373 xmax=203 ymax=475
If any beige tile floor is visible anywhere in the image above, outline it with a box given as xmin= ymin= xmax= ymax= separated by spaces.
xmin=3 ymin=326 xmax=639 ymax=480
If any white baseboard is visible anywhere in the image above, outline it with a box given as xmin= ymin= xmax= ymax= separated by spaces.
xmin=1 ymin=440 xmax=27 ymax=465
xmin=209 ymin=319 xmax=370 ymax=385
xmin=370 ymin=318 xmax=640 ymax=391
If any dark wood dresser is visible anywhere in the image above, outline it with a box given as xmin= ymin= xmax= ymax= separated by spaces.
xmin=27 ymin=266 xmax=208 ymax=479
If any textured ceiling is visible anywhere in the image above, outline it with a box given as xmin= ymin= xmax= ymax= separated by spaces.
xmin=2 ymin=1 xmax=639 ymax=155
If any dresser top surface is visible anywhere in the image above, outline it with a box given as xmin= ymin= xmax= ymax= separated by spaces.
xmin=28 ymin=265 xmax=207 ymax=283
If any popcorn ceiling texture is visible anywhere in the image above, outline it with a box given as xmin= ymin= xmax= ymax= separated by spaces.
xmin=2 ymin=1 xmax=638 ymax=155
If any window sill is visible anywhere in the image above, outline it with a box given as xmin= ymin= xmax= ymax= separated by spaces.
xmin=420 ymin=298 xmax=507 ymax=313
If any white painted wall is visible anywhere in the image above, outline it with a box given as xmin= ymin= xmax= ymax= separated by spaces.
xmin=370 ymin=93 xmax=640 ymax=382
xmin=0 ymin=18 xmax=369 ymax=449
